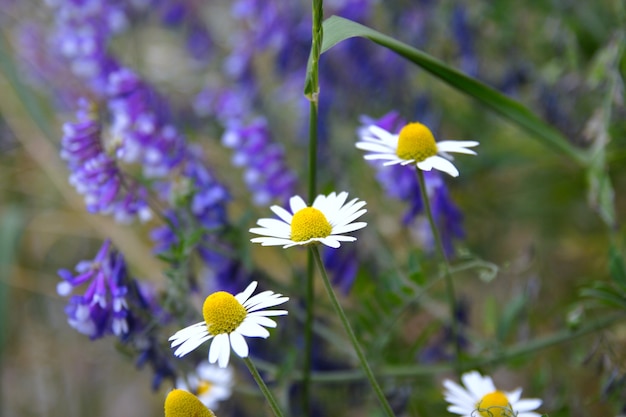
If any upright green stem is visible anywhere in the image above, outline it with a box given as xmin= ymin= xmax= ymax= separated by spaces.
xmin=311 ymin=246 xmax=396 ymax=417
xmin=416 ymin=169 xmax=462 ymax=372
xmin=303 ymin=0 xmax=323 ymax=414
xmin=243 ymin=357 xmax=286 ymax=417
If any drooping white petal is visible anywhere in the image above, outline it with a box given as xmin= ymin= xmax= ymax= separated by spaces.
xmin=173 ymin=333 xmax=212 ymax=357
xmin=236 ymin=320 xmax=271 ymax=338
xmin=169 ymin=321 xmax=206 ymax=345
xmin=419 ymin=155 xmax=460 ymax=177
xmin=229 ymin=331 xmax=249 ymax=358
xmin=245 ymin=315 xmax=277 ymax=328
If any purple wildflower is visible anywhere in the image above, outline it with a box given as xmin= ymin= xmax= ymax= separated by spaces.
xmin=107 ymin=68 xmax=186 ymax=178
xmin=47 ymin=0 xmax=127 ymax=95
xmin=324 ymin=246 xmax=359 ymax=295
xmin=222 ymin=118 xmax=297 ymax=206
xmin=57 ymin=239 xmax=133 ymax=339
xmin=451 ymin=5 xmax=479 ymax=78
xmin=61 ymin=99 xmax=151 ymax=223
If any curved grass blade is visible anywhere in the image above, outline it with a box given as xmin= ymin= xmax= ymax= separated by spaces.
xmin=306 ymin=16 xmax=587 ymax=165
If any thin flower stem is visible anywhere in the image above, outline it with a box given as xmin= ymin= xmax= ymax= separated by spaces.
xmin=415 ymin=169 xmax=462 ymax=373
xmin=311 ymin=245 xmax=396 ymax=417
xmin=243 ymin=356 xmax=286 ymax=417
xmin=303 ymin=0 xmax=323 ymax=414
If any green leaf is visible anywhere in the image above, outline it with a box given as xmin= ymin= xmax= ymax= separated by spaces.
xmin=308 ymin=16 xmax=587 ymax=165
xmin=580 ymin=284 xmax=626 ymax=310
xmin=609 ymin=245 xmax=626 ymax=291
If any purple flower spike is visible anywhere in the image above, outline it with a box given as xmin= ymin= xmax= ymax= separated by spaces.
xmin=61 ymin=99 xmax=151 ymax=223
xmin=222 ymin=118 xmax=297 ymax=206
xmin=57 ymin=239 xmax=133 ymax=339
xmin=106 ymin=68 xmax=186 ymax=178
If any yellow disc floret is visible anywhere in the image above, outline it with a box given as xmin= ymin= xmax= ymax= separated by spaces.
xmin=476 ymin=390 xmax=513 ymax=417
xmin=290 ymin=207 xmax=332 ymax=242
xmin=396 ymin=122 xmax=438 ymax=162
xmin=196 ymin=380 xmax=213 ymax=396
xmin=164 ymin=389 xmax=216 ymax=417
xmin=203 ymin=292 xmax=247 ymax=336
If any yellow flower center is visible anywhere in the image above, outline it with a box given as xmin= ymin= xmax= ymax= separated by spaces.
xmin=164 ymin=389 xmax=216 ymax=417
xmin=396 ymin=122 xmax=438 ymax=162
xmin=290 ymin=207 xmax=332 ymax=242
xmin=197 ymin=380 xmax=213 ymax=396
xmin=476 ymin=390 xmax=513 ymax=417
xmin=202 ymin=292 xmax=247 ymax=336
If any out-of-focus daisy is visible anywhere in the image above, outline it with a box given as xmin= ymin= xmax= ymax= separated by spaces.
xmin=169 ymin=281 xmax=288 ymax=368
xmin=164 ymin=389 xmax=216 ymax=417
xmin=356 ymin=121 xmax=478 ymax=177
xmin=443 ymin=370 xmax=542 ymax=417
xmin=176 ymin=361 xmax=233 ymax=410
xmin=249 ymin=192 xmax=367 ymax=248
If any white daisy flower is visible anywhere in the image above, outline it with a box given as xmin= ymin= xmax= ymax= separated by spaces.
xmin=356 ymin=121 xmax=479 ymax=177
xmin=443 ymin=370 xmax=543 ymax=417
xmin=249 ymin=191 xmax=367 ymax=248
xmin=169 ymin=281 xmax=288 ymax=368
xmin=176 ymin=361 xmax=233 ymax=410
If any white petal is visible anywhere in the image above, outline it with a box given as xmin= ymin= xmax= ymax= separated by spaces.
xmin=463 ymin=372 xmax=495 ymax=399
xmin=250 ymin=237 xmax=295 ymax=246
xmin=270 ymin=205 xmax=293 ymax=223
xmin=235 ymin=281 xmax=258 ymax=304
xmin=506 ymin=388 xmax=522 ymax=403
xmin=318 ymin=237 xmax=342 ymax=248
xmin=174 ymin=333 xmax=212 ymax=357
xmin=364 ymin=154 xmax=402 ymax=161
xmin=242 ymin=290 xmax=275 ymax=308
xmin=246 ymin=315 xmax=277 ymax=328
xmin=443 ymin=379 xmax=477 ymax=406
xmin=209 ymin=333 xmax=231 ymax=368
xmin=249 ymin=226 xmax=291 ymax=239
xmin=437 ymin=140 xmax=479 ymax=154
xmin=419 ymin=155 xmax=459 ymax=177
xmin=246 ymin=297 xmax=289 ymax=313
xmin=382 ymin=159 xmax=406 ymax=166
xmin=332 ymin=222 xmax=367 ymax=235
xmin=289 ymin=195 xmax=307 ymax=213
xmin=229 ymin=331 xmax=249 ymax=358
xmin=368 ymin=125 xmax=398 ymax=146
xmin=256 ymin=218 xmax=291 ymax=232
xmin=169 ymin=321 xmax=206 ymax=344
xmin=248 ymin=309 xmax=288 ymax=317
xmin=355 ymin=142 xmax=396 ymax=153
xmin=237 ymin=320 xmax=270 ymax=338
xmin=514 ymin=398 xmax=542 ymax=411
xmin=447 ymin=404 xmax=473 ymax=415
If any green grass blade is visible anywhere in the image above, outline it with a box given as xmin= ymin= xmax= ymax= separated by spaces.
xmin=311 ymin=15 xmax=588 ymax=165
